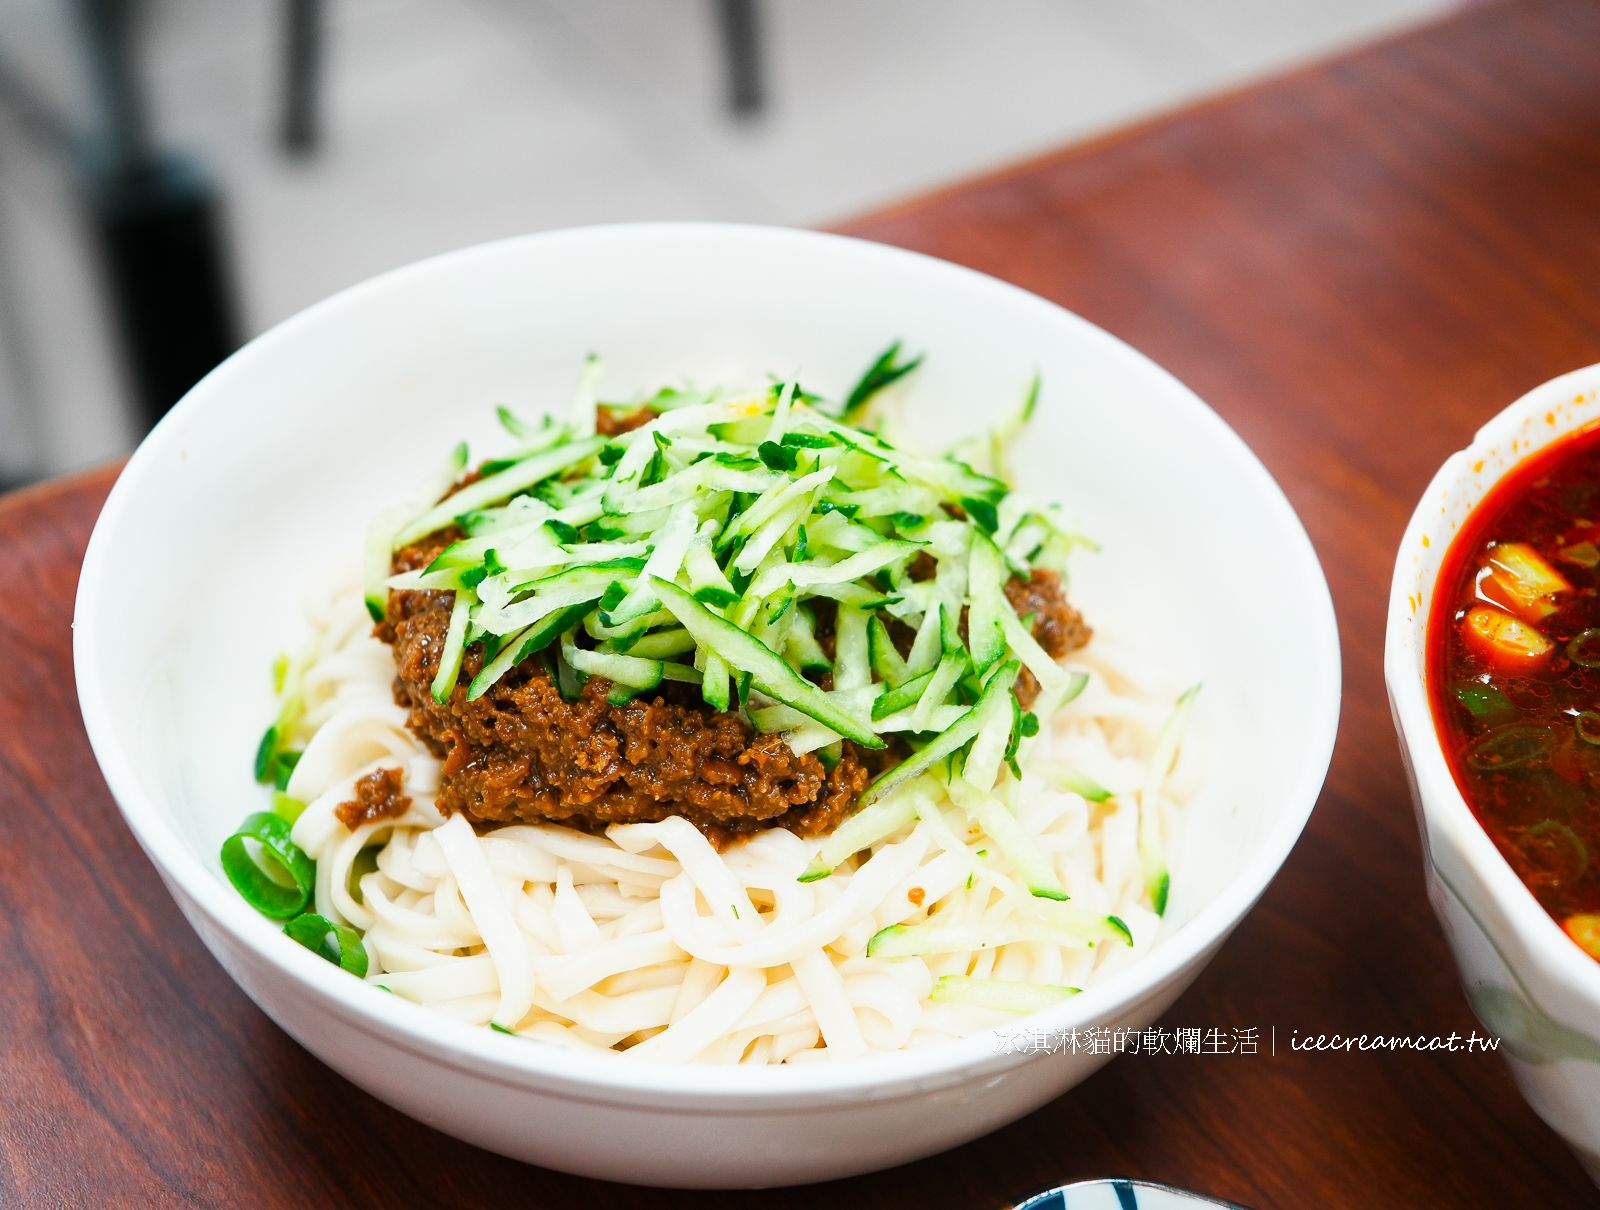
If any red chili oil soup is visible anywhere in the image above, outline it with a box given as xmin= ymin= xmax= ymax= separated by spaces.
xmin=1428 ymin=422 xmax=1600 ymax=963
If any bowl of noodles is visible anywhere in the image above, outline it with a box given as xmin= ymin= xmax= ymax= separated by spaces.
xmin=74 ymin=223 xmax=1339 ymax=1188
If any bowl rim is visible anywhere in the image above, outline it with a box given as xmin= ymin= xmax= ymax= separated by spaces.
xmin=74 ymin=221 xmax=1342 ymax=1102
xmin=1385 ymin=361 xmax=1600 ymax=1007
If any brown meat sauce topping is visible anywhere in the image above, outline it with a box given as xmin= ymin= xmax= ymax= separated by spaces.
xmin=335 ymin=767 xmax=413 ymax=830
xmin=375 ymin=529 xmax=1086 ymax=846
xmin=1003 ymin=569 xmax=1092 ymax=706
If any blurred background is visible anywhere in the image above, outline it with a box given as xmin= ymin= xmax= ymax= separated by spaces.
xmin=0 ymin=0 xmax=1450 ymax=488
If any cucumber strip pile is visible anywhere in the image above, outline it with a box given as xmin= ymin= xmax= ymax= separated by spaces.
xmin=372 ymin=348 xmax=1091 ymax=814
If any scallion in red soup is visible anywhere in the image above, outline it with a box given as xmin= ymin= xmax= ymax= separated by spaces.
xmin=1430 ymin=424 xmax=1600 ymax=963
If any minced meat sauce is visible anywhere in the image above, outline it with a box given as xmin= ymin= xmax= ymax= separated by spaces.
xmin=376 ymin=529 xmax=1088 ymax=847
xmin=1003 ymin=569 xmax=1092 ymax=706
xmin=336 ymin=766 xmax=412 ymax=829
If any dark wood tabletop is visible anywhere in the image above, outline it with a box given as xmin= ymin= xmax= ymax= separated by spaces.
xmin=6 ymin=0 xmax=1600 ymax=1204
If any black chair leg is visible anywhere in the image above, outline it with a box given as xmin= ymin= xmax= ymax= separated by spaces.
xmin=281 ymin=0 xmax=322 ymax=155
xmin=716 ymin=0 xmax=763 ymax=118
xmin=77 ymin=0 xmax=240 ymax=429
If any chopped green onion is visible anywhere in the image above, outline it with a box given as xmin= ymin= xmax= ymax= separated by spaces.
xmin=285 ymin=913 xmax=369 ymax=977
xmin=272 ymin=751 xmax=301 ymax=791
xmin=253 ymin=725 xmax=278 ymax=784
xmin=1466 ymin=725 xmax=1554 ymax=771
xmin=1578 ymin=711 xmax=1600 ymax=746
xmin=347 ymin=845 xmax=381 ymax=905
xmin=1454 ymin=681 xmax=1517 ymax=723
xmin=1571 ymin=629 xmax=1600 ymax=668
xmin=221 ymin=812 xmax=316 ymax=919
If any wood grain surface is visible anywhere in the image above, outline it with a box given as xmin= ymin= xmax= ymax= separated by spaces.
xmin=5 ymin=1 xmax=1600 ymax=1204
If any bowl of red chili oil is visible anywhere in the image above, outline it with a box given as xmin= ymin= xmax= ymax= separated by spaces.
xmin=1388 ymin=362 xmax=1600 ymax=1185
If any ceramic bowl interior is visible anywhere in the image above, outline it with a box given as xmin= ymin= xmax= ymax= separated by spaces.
xmin=74 ymin=224 xmax=1340 ymax=1181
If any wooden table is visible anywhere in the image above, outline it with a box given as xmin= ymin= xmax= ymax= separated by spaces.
xmin=5 ymin=1 xmax=1598 ymax=1203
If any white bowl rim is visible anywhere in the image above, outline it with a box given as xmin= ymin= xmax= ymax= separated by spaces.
xmin=1385 ymin=361 xmax=1600 ymax=1008
xmin=75 ymin=221 xmax=1342 ymax=1104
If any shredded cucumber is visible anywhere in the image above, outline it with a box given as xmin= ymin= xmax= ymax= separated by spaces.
xmin=624 ymin=628 xmax=697 ymax=659
xmin=799 ymin=779 xmax=926 ymax=881
xmin=1017 ymin=896 xmax=1131 ymax=944
xmin=466 ymin=602 xmax=591 ymax=701
xmin=960 ymin=696 xmax=1017 ymax=794
xmin=929 ymin=974 xmax=1078 ymax=1013
xmin=562 ymin=637 xmax=663 ymax=691
xmin=652 ymin=577 xmax=882 ymax=747
xmin=1032 ymin=760 xmax=1112 ymax=802
xmin=867 ymin=917 xmax=1094 ymax=958
xmin=911 ymin=651 xmax=967 ymax=733
xmin=1141 ymin=683 xmax=1200 ymax=916
xmin=429 ymin=588 xmax=476 ymax=703
xmin=394 ymin=437 xmax=606 ymax=549
xmin=355 ymin=350 xmax=1103 ymax=821
xmin=871 ymin=668 xmax=934 ymax=721
xmin=904 ymin=601 xmax=944 ymax=678
xmin=868 ymin=615 xmax=910 ymax=688
xmin=860 ymin=660 xmax=1020 ymax=811
xmin=965 ymin=531 xmax=1007 ymax=672
xmin=365 ymin=442 xmax=468 ymax=621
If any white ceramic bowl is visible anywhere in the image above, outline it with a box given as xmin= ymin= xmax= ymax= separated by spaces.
xmin=1387 ymin=363 xmax=1600 ymax=1185
xmin=75 ymin=223 xmax=1339 ymax=1188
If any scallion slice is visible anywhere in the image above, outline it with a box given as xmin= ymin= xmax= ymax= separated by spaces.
xmin=220 ymin=812 xmax=315 ymax=919
xmin=285 ymin=912 xmax=369 ymax=977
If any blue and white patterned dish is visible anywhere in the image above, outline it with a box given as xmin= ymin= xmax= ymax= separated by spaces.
xmin=1012 ymin=1178 xmax=1254 ymax=1210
